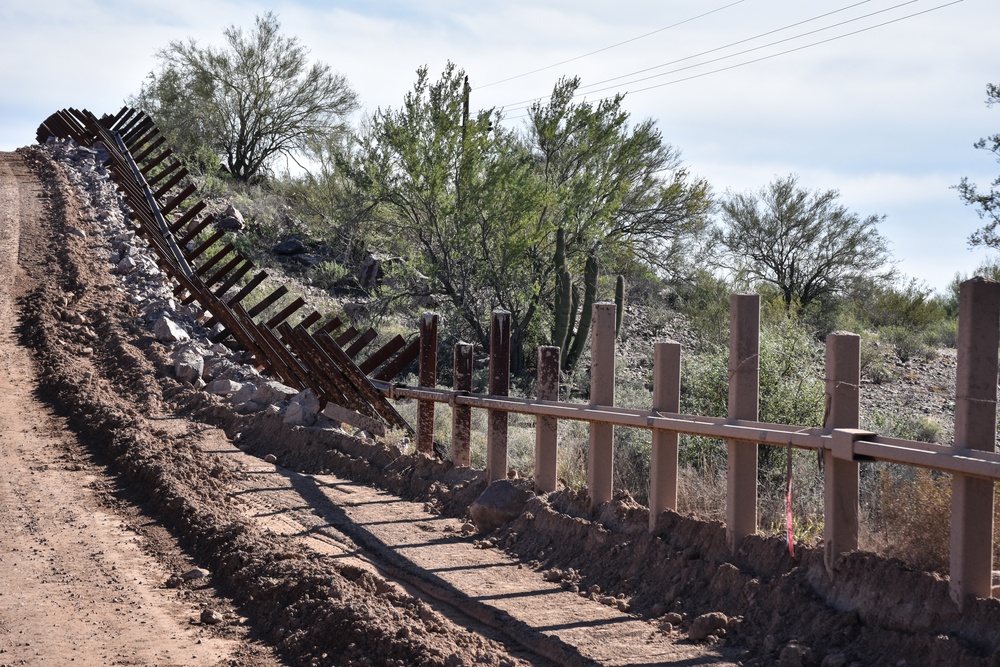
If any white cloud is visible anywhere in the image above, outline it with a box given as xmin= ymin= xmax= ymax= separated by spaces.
xmin=1 ymin=0 xmax=996 ymax=291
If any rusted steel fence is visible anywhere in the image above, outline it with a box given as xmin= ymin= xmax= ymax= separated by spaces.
xmin=37 ymin=107 xmax=417 ymax=436
xmin=379 ymin=279 xmax=1000 ymax=606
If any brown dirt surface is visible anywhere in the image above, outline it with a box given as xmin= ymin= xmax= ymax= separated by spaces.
xmin=5 ymin=139 xmax=1000 ymax=667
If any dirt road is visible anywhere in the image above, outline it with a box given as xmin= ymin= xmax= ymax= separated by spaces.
xmin=0 ymin=151 xmax=282 ymax=665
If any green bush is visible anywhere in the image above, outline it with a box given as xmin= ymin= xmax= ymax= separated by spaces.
xmin=678 ymin=313 xmax=825 ymax=487
xmin=676 ymin=270 xmax=732 ymax=349
xmin=880 ymin=326 xmax=936 ymax=363
xmin=858 ymin=333 xmax=894 ymax=384
xmin=865 ymin=410 xmax=944 ymax=443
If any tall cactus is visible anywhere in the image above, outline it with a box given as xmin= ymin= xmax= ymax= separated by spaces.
xmin=553 ymin=269 xmax=572 ymax=352
xmin=552 ymin=229 xmax=571 ymax=351
xmin=562 ymin=252 xmax=599 ymax=372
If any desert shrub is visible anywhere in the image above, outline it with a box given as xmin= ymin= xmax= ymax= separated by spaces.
xmin=879 ymin=325 xmax=936 ymax=363
xmin=858 ymin=333 xmax=894 ymax=384
xmin=848 ymin=277 xmax=947 ymax=331
xmin=613 ymin=427 xmax=652 ymax=505
xmin=675 ymin=270 xmax=732 ymax=349
xmin=311 ymin=260 xmax=350 ymax=290
xmin=678 ymin=314 xmax=825 ymax=492
xmin=865 ymin=410 xmax=944 ymax=444
xmin=923 ymin=317 xmax=959 ymax=349
xmin=758 ymin=448 xmax=825 ymax=544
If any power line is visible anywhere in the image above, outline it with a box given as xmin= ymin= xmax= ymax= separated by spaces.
xmin=501 ymin=0 xmax=963 ymax=118
xmin=477 ymin=0 xmax=747 ymax=89
xmin=499 ymin=0 xmax=912 ymax=111
xmin=575 ymin=0 xmax=880 ymax=94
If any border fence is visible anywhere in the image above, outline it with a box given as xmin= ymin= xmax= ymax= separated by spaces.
xmin=38 ymin=107 xmax=1000 ymax=608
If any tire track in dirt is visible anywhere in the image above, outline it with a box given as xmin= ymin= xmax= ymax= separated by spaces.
xmin=0 ymin=151 xmax=276 ymax=666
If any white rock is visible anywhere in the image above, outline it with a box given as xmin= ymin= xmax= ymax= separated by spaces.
xmin=230 ymin=383 xmax=257 ymax=406
xmin=174 ymin=348 xmax=204 ymax=383
xmin=153 ymin=315 xmax=190 ymax=343
xmin=116 ymin=255 xmax=138 ymax=274
xmin=250 ymin=380 xmax=298 ymax=405
xmin=205 ymin=379 xmax=242 ymax=396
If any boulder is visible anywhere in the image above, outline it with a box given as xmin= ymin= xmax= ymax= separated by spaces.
xmin=469 ymin=480 xmax=532 ymax=534
xmin=273 ymin=237 xmax=307 ymax=255
xmin=225 ymin=204 xmax=244 ymax=225
xmin=205 ymin=379 xmax=243 ymax=396
xmin=688 ymin=612 xmax=729 ymax=641
xmin=250 ymin=380 xmax=298 ymax=405
xmin=116 ymin=255 xmax=138 ymax=274
xmin=291 ymin=252 xmax=321 ymax=266
xmin=216 ymin=215 xmax=244 ymax=231
xmin=203 ymin=356 xmax=239 ymax=381
xmin=174 ymin=348 xmax=204 ymax=383
xmin=153 ymin=315 xmax=190 ymax=343
xmin=284 ymin=388 xmax=321 ymax=426
xmin=231 ymin=382 xmax=258 ymax=406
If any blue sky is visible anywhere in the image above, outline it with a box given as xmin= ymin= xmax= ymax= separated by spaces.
xmin=1 ymin=0 xmax=997 ymax=292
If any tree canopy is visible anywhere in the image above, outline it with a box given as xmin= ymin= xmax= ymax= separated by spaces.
xmin=130 ymin=12 xmax=357 ymax=182
xmin=714 ymin=174 xmax=892 ymax=310
xmin=957 ymin=82 xmax=1000 ymax=248
xmin=351 ymin=65 xmax=711 ymax=367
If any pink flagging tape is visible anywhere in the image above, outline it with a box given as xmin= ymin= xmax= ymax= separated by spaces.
xmin=785 ymin=441 xmax=794 ymax=558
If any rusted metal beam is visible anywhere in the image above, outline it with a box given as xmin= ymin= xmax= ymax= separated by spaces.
xmin=246 ymin=285 xmax=288 ymax=318
xmin=213 ymin=260 xmax=254 ymax=297
xmin=169 ymin=201 xmax=207 ymax=234
xmin=264 ymin=297 xmax=306 ymax=329
xmin=417 ymin=313 xmax=439 ymax=455
xmin=372 ymin=337 xmax=419 ymax=382
xmin=345 ymin=328 xmax=377 ymax=359
xmin=487 ymin=310 xmax=511 ymax=483
xmin=358 ymin=335 xmax=405 ymax=376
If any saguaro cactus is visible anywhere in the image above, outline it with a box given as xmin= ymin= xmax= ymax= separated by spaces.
xmin=560 ymin=252 xmax=599 ymax=372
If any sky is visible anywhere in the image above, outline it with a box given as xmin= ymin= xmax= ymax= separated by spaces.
xmin=1 ymin=0 xmax=997 ymax=293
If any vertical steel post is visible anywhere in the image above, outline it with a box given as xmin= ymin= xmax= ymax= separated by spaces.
xmin=588 ymin=303 xmax=617 ymax=510
xmin=535 ymin=346 xmax=560 ymax=493
xmin=823 ymin=333 xmax=860 ymax=574
xmin=650 ymin=340 xmax=681 ymax=531
xmin=950 ymin=278 xmax=1000 ymax=605
xmin=417 ymin=312 xmax=439 ymax=455
xmin=727 ymin=294 xmax=760 ymax=551
xmin=487 ymin=311 xmax=511 ymax=482
xmin=452 ymin=341 xmax=474 ymax=466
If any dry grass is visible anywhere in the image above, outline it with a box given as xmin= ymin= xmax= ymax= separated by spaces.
xmin=860 ymin=465 xmax=952 ymax=573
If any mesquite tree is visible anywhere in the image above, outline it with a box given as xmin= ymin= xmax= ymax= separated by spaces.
xmin=714 ymin=174 xmax=892 ymax=310
xmin=354 ymin=65 xmax=710 ymax=369
xmin=131 ymin=12 xmax=357 ymax=181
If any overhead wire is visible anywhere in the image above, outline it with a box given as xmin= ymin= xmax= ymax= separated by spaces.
xmin=499 ymin=0 xmax=914 ymax=111
xmin=499 ymin=0 xmax=964 ymax=120
xmin=573 ymin=0 xmax=881 ymax=94
xmin=477 ymin=0 xmax=747 ymax=89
